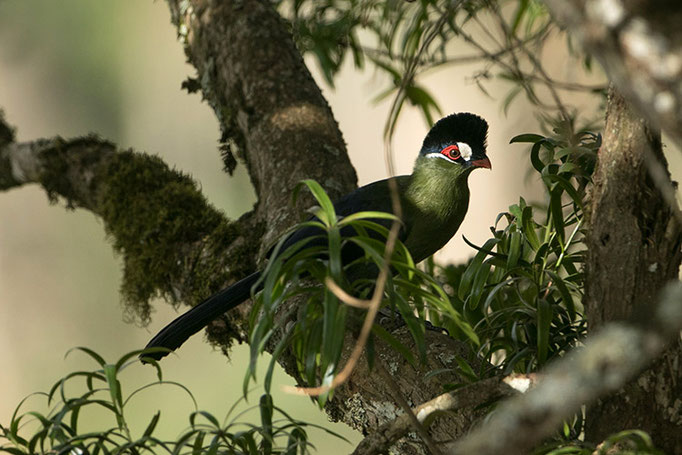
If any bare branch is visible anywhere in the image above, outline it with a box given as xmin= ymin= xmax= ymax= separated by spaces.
xmin=0 ymin=135 xmax=116 ymax=201
xmin=374 ymin=359 xmax=444 ymax=455
xmin=353 ymin=375 xmax=531 ymax=455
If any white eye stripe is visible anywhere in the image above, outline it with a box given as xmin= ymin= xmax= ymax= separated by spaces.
xmin=425 ymin=152 xmax=453 ymax=162
xmin=458 ymin=142 xmax=473 ymax=161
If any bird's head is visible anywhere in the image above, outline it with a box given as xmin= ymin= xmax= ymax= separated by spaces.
xmin=418 ymin=112 xmax=491 ymax=171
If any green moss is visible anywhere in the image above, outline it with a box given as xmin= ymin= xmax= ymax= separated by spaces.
xmin=39 ymin=135 xmax=116 ymax=208
xmin=96 ymin=151 xmax=243 ymax=323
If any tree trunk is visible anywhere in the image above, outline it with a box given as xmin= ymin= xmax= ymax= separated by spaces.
xmin=585 ymin=87 xmax=682 ymax=452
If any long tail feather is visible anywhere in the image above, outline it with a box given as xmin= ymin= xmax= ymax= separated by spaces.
xmin=141 ymin=271 xmax=261 ymax=361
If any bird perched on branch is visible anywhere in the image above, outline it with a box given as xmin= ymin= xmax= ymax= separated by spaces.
xmin=143 ymin=112 xmax=490 ymax=361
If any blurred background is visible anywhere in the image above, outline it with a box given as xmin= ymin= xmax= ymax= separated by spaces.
xmin=1 ymin=0 xmax=679 ymax=450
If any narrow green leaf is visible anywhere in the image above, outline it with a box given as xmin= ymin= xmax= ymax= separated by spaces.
xmin=511 ymin=0 xmax=529 ymax=35
xmin=529 ymin=140 xmax=546 ymax=173
xmin=321 ymin=290 xmax=340 ymax=382
xmin=467 ymin=262 xmax=492 ymax=311
xmin=371 ymin=323 xmax=416 ymax=366
xmin=264 ymin=330 xmax=292 ymax=394
xmin=506 ymin=230 xmax=522 ymax=269
xmin=327 ymin=226 xmax=342 ymax=281
xmin=454 ymin=356 xmax=478 ymax=382
xmin=309 ymin=181 xmax=336 ymax=225
xmin=143 ymin=411 xmax=161 ymax=438
xmin=337 ymin=211 xmax=399 ymax=225
xmin=260 ymin=395 xmax=273 ymax=455
xmin=66 ymin=347 xmax=106 ymax=367
xmin=544 ymin=173 xmax=584 ymax=211
xmin=550 ymin=186 xmax=565 ymax=245
xmin=502 ymin=85 xmax=522 ymax=115
xmin=459 ymin=238 xmax=498 ymax=300
xmin=510 ymin=133 xmax=544 ymax=144
xmin=536 ymin=299 xmax=552 ymax=365
xmin=546 ymin=271 xmax=577 ymax=320
xmin=103 ymin=365 xmax=121 ymax=409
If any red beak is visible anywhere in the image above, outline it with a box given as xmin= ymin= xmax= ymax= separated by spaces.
xmin=471 ymin=156 xmax=492 ymax=170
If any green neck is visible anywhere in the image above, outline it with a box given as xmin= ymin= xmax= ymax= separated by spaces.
xmin=404 ymin=156 xmax=472 ymax=224
xmin=398 ymin=156 xmax=473 ymax=262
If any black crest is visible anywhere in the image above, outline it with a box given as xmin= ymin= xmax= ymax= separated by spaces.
xmin=420 ymin=113 xmax=488 ymax=156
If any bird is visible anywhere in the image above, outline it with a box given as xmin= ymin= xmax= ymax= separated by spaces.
xmin=142 ymin=112 xmax=490 ymax=361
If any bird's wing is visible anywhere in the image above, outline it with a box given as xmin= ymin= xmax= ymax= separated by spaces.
xmin=333 ymin=176 xmax=409 ymax=220
xmin=274 ymin=176 xmax=411 ymax=257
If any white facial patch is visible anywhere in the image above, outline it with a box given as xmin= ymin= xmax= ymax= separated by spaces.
xmin=458 ymin=142 xmax=473 ymax=161
xmin=424 ymin=152 xmax=451 ymax=162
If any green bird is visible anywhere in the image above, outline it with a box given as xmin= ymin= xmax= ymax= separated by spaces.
xmin=143 ymin=112 xmax=490 ymax=361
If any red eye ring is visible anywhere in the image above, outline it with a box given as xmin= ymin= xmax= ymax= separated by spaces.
xmin=440 ymin=144 xmax=460 ymax=160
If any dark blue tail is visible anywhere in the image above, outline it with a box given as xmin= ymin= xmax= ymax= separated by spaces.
xmin=142 ymin=271 xmax=261 ymax=361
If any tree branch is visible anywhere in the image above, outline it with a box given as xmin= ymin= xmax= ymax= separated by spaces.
xmin=157 ymin=4 xmax=498 ymax=452
xmin=353 ymin=374 xmax=532 ymax=455
xmin=447 ymin=282 xmax=682 ymax=454
xmin=372 ymin=359 xmax=444 ymax=455
xmin=543 ymin=0 xmax=682 ymax=149
xmin=0 ymin=132 xmax=257 ymax=332
xmin=165 ymin=0 xmax=357 ymax=250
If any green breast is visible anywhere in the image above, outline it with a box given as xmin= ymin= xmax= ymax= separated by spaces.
xmin=401 ymin=157 xmax=472 ymax=262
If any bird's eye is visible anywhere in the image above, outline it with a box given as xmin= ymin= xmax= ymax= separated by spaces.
xmin=440 ymin=144 xmax=460 ymax=161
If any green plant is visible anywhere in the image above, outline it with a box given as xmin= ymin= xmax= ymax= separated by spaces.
xmin=246 ymin=180 xmax=478 ymax=403
xmin=436 ymin=119 xmax=598 ymax=377
xmin=0 ymin=348 xmax=345 ymax=455
xmin=533 ymin=428 xmax=665 ymax=455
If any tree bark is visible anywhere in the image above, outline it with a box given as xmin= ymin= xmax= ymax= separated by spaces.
xmin=584 ymin=87 xmax=682 ymax=452
xmin=165 ymin=0 xmax=357 ymax=248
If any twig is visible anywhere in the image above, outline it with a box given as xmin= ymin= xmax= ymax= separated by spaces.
xmin=383 ymin=0 xmax=462 ymax=173
xmin=324 ymin=277 xmax=372 ymax=309
xmin=0 ymin=135 xmax=116 ymax=193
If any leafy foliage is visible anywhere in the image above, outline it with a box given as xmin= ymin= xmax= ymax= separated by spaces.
xmin=0 ymin=348 xmax=345 ymax=455
xmin=439 ymin=120 xmax=599 ymax=374
xmin=277 ymin=0 xmax=602 ymax=137
xmin=244 ymin=119 xmax=601 ymax=417
xmin=414 ymin=117 xmax=600 ymax=445
xmin=246 ymin=180 xmax=477 ymax=404
xmin=534 ymin=429 xmax=665 ymax=455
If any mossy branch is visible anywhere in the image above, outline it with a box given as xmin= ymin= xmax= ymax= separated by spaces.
xmin=0 ymin=134 xmax=258 ymax=344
